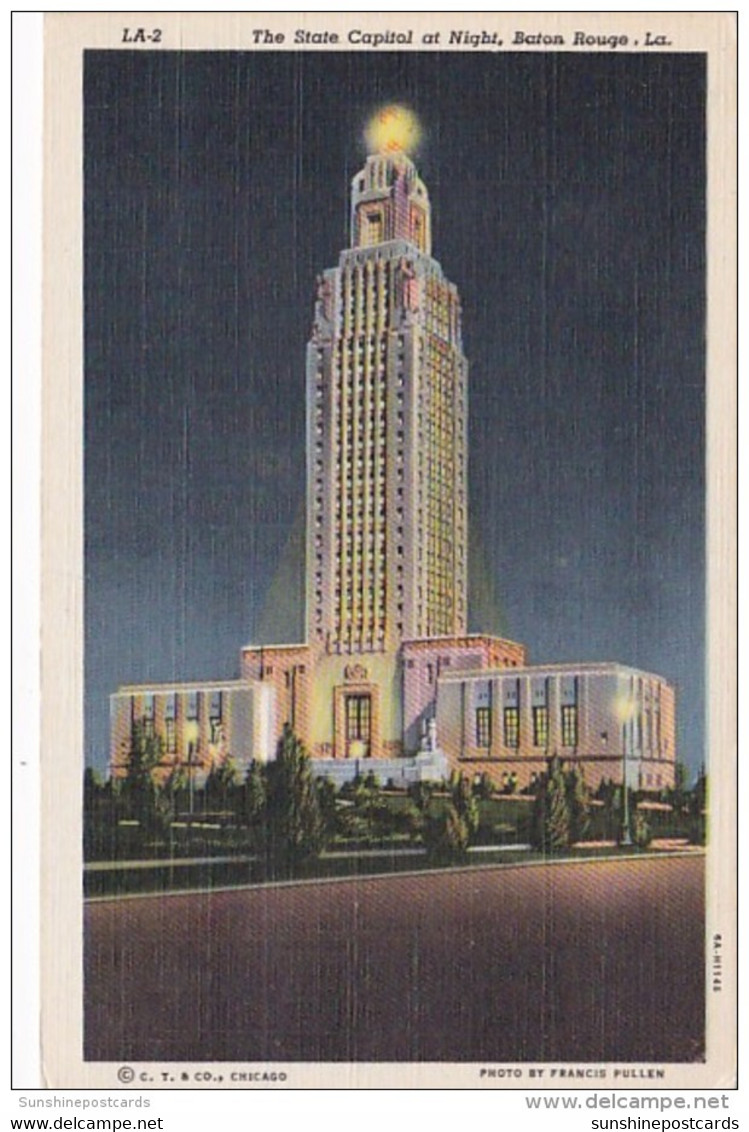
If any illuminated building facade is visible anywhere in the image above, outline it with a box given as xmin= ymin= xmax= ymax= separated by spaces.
xmin=436 ymin=662 xmax=676 ymax=792
xmin=306 ymin=148 xmax=467 ymax=650
xmin=111 ymin=109 xmax=676 ymax=790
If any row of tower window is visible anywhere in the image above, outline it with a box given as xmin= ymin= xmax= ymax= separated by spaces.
xmin=139 ymin=690 xmax=223 ymax=721
xmin=136 ymin=692 xmax=224 ymax=752
xmin=335 ymin=346 xmax=398 ymax=371
xmin=339 ymin=289 xmax=392 ymax=323
xmin=338 ymin=326 xmax=391 ymax=347
xmin=475 ymin=705 xmax=580 ymax=750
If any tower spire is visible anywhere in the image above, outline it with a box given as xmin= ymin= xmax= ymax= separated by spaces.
xmin=350 ymin=153 xmax=431 ymax=254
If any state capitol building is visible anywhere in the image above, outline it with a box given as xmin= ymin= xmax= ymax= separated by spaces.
xmin=111 ymin=108 xmax=676 ymax=794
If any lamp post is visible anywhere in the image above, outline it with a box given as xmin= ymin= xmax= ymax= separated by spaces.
xmin=186 ymin=741 xmax=198 ymax=819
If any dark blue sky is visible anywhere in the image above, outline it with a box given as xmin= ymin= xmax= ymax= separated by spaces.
xmin=84 ymin=50 xmax=705 ymax=776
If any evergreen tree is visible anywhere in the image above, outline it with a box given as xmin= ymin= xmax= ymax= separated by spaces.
xmin=154 ymin=765 xmax=188 ymax=833
xmin=668 ymin=760 xmax=689 ymax=814
xmin=122 ymin=720 xmax=164 ymax=827
xmin=265 ymin=724 xmax=325 ymax=875
xmin=239 ymin=758 xmax=269 ymax=849
xmin=83 ymin=766 xmax=102 ymax=813
xmin=450 ymin=773 xmax=480 ymax=839
xmin=530 ymin=755 xmax=571 ymax=853
xmin=596 ymin=777 xmax=618 ymax=839
xmin=204 ymin=756 xmax=239 ymax=812
xmin=689 ymin=767 xmax=708 ymax=845
xmin=83 ymin=767 xmax=108 ymax=859
xmin=566 ymin=764 xmax=590 ymax=843
xmin=546 ymin=758 xmax=571 ymax=851
xmin=423 ymin=802 xmax=469 ymax=864
xmin=243 ymin=759 xmax=267 ymax=825
xmin=315 ymin=776 xmax=338 ymax=839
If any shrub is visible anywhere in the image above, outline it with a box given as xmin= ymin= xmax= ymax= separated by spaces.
xmin=402 ymin=803 xmax=424 ymax=843
xmin=502 ymin=773 xmax=519 ymax=796
xmin=474 ymin=772 xmax=494 ymax=800
xmin=337 ymin=811 xmax=374 ymax=844
xmin=689 ymin=812 xmax=707 ymax=846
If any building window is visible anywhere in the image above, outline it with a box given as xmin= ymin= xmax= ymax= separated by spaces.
xmin=561 ymin=704 xmax=578 ymax=747
xmin=365 ymin=211 xmax=383 ymax=246
xmin=163 ymin=694 xmax=177 ymax=752
xmin=532 ymin=706 xmax=548 ymax=748
xmin=475 ymin=706 xmax=491 ymax=748
xmin=346 ymin=694 xmax=371 ymax=742
xmin=209 ymin=691 xmax=223 ymax=741
xmin=142 ymin=694 xmax=155 ymax=736
xmin=504 ymin=707 xmax=519 ymax=748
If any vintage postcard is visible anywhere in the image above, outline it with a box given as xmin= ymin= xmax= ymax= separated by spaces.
xmin=38 ymin=12 xmax=736 ymax=1089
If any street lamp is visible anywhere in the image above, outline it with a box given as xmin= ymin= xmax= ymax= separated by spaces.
xmin=614 ymin=693 xmax=636 ymax=847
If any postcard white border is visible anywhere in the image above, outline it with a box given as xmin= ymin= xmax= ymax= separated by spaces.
xmin=39 ymin=11 xmax=736 ymax=1089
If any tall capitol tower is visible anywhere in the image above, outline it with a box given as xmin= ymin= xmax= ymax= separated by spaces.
xmin=241 ymin=105 xmax=526 ymax=764
xmin=306 ymin=118 xmax=468 ymax=653
xmin=113 ymin=106 xmax=676 ymax=792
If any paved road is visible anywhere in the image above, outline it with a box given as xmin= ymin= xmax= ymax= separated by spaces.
xmin=85 ymin=855 xmax=704 ymax=1063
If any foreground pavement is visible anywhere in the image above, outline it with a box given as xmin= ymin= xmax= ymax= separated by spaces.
xmin=85 ymin=854 xmax=704 ymax=1064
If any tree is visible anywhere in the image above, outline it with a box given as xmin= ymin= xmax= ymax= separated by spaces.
xmin=121 ymin=720 xmax=164 ymax=827
xmin=688 ymin=768 xmax=707 ymax=845
xmin=83 ymin=766 xmax=103 ymax=812
xmin=546 ymin=759 xmax=571 ymax=851
xmin=423 ymin=803 xmax=469 ymax=864
xmin=204 ymin=756 xmax=239 ymax=813
xmin=242 ymin=759 xmax=267 ymax=825
xmin=265 ymin=724 xmax=325 ymax=875
xmin=596 ymin=777 xmax=619 ymax=839
xmin=450 ymin=773 xmax=479 ymax=839
xmin=668 ymin=760 xmax=689 ymax=812
xmin=530 ymin=755 xmax=571 ymax=853
xmin=315 ymin=776 xmax=338 ymax=838
xmin=566 ymin=765 xmax=590 ymax=844
xmin=83 ymin=766 xmax=116 ymax=859
xmin=153 ymin=765 xmax=188 ymax=833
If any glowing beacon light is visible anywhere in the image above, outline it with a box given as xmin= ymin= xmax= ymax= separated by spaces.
xmin=365 ymin=105 xmax=421 ymax=156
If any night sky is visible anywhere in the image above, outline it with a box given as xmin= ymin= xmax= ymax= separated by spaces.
xmin=84 ymin=51 xmax=705 ymax=776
